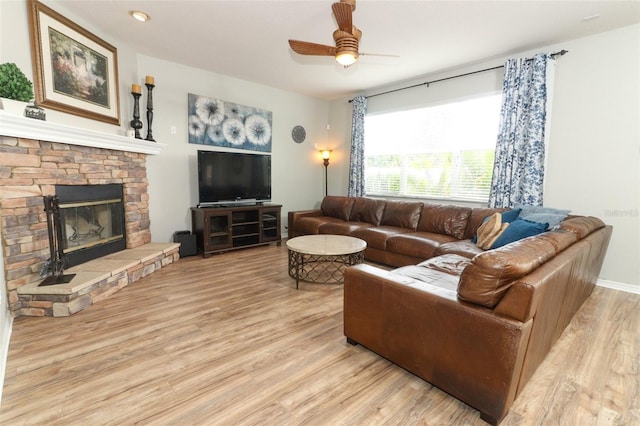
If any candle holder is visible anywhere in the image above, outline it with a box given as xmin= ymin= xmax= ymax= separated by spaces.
xmin=145 ymin=83 xmax=155 ymax=141
xmin=130 ymin=91 xmax=143 ymax=139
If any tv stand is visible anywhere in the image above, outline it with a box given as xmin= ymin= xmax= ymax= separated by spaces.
xmin=191 ymin=204 xmax=282 ymax=257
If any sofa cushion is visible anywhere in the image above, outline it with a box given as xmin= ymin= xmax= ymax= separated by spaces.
xmin=386 ymin=232 xmax=457 ymax=260
xmin=458 ymin=230 xmax=578 ymax=308
xmin=352 ymin=226 xmax=412 ymax=250
xmin=416 ymin=254 xmax=472 ymax=276
xmin=435 ymin=240 xmax=484 ymax=258
xmin=318 ymin=221 xmax=373 ymax=236
xmin=381 ymin=201 xmax=423 ymax=230
xmin=349 ymin=197 xmax=387 ymax=225
xmin=501 ymin=208 xmax=523 ymax=223
xmin=392 ymin=254 xmax=471 ymax=292
xmin=321 ymin=196 xmax=355 ymax=221
xmin=418 ymin=204 xmax=472 ymax=240
xmin=296 ymin=216 xmax=344 ymax=235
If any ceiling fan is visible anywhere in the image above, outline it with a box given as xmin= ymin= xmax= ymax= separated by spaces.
xmin=288 ymin=0 xmax=394 ymax=67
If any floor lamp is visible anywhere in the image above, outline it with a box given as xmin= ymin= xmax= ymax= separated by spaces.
xmin=320 ymin=150 xmax=332 ymax=196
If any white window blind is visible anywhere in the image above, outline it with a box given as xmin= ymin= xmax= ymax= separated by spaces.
xmin=364 ymin=94 xmax=501 ymax=202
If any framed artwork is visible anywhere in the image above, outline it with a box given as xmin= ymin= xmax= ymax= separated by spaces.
xmin=27 ymin=0 xmax=120 ymax=125
xmin=188 ymin=93 xmax=272 ymax=152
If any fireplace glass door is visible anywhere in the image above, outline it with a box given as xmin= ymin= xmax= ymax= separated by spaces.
xmin=60 ymin=199 xmax=124 ymax=253
xmin=56 ymin=184 xmax=126 ymax=267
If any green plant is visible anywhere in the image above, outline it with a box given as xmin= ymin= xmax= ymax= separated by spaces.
xmin=0 ymin=63 xmax=34 ymax=102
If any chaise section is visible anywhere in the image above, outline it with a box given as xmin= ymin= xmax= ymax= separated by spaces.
xmin=344 ymin=264 xmax=534 ymax=426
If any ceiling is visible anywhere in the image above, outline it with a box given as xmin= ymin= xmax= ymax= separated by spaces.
xmin=46 ymin=0 xmax=640 ymax=101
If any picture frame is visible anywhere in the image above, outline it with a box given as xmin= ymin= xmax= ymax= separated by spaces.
xmin=27 ymin=0 xmax=120 ymax=125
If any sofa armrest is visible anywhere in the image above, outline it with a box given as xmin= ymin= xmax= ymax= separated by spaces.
xmin=287 ymin=209 xmax=322 ymax=237
xmin=344 ymin=264 xmax=532 ymax=424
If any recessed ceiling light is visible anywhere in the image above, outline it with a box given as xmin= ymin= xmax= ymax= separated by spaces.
xmin=129 ymin=10 xmax=150 ymax=22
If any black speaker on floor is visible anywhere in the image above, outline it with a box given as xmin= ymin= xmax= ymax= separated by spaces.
xmin=173 ymin=230 xmax=197 ymax=257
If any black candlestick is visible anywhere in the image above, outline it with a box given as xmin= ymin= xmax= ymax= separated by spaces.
xmin=130 ymin=91 xmax=143 ymax=139
xmin=145 ymin=83 xmax=155 ymax=141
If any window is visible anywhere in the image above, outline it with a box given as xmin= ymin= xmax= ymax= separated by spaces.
xmin=364 ymin=94 xmax=501 ymax=202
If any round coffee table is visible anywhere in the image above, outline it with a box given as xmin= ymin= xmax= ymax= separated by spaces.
xmin=286 ymin=235 xmax=367 ymax=289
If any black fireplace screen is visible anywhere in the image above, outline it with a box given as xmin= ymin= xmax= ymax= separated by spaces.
xmin=56 ymin=184 xmax=126 ymax=267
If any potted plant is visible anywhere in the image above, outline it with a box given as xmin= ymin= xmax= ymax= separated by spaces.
xmin=0 ymin=62 xmax=35 ymax=115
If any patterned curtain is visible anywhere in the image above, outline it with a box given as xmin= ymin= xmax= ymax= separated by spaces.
xmin=488 ymin=53 xmax=552 ymax=208
xmin=348 ymin=95 xmax=367 ymax=197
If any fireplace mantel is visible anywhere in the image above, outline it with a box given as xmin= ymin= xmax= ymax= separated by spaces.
xmin=0 ymin=111 xmax=165 ymax=155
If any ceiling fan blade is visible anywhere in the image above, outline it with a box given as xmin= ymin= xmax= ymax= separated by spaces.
xmin=332 ymin=2 xmax=353 ymax=33
xmin=288 ymin=40 xmax=337 ymax=56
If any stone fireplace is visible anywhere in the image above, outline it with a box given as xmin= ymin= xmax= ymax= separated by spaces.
xmin=1 ymin=112 xmax=177 ymax=317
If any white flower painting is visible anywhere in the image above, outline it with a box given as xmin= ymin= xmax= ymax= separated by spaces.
xmin=188 ymin=93 xmax=272 ymax=152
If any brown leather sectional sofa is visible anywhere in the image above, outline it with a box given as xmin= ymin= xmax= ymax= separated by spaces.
xmin=287 ymin=196 xmax=612 ymax=424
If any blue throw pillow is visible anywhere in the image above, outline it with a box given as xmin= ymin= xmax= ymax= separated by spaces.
xmin=471 ymin=209 xmax=521 ymax=243
xmin=489 ymin=219 xmax=549 ymax=249
xmin=500 ymin=208 xmax=522 ymax=223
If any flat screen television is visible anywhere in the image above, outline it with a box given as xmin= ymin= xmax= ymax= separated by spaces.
xmin=197 ymin=150 xmax=271 ymax=207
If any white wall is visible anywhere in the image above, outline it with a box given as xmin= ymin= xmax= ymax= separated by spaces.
xmin=544 ymin=24 xmax=639 ymax=287
xmin=328 ymin=24 xmax=640 ymax=288
xmin=137 ymin=55 xmax=329 ymax=241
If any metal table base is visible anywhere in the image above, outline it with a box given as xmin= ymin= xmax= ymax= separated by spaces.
xmin=287 ymin=250 xmax=365 ymax=289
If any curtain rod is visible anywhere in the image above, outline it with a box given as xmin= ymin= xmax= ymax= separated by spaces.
xmin=348 ymin=49 xmax=568 ymax=103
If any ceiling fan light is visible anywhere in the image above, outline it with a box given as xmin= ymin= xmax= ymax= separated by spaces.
xmin=336 ymin=52 xmax=358 ymax=66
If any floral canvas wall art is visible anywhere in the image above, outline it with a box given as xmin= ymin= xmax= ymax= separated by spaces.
xmin=188 ymin=93 xmax=272 ymax=152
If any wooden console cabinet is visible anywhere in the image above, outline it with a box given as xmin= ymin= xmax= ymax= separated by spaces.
xmin=191 ymin=204 xmax=282 ymax=257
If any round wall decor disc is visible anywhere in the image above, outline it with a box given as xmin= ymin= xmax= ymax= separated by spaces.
xmin=292 ymin=125 xmax=306 ymax=143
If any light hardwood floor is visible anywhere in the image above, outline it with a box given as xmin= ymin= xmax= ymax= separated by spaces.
xmin=2 ymin=244 xmax=639 ymax=425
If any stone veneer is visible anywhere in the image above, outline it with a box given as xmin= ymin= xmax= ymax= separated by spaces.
xmin=0 ymin=135 xmax=159 ymax=317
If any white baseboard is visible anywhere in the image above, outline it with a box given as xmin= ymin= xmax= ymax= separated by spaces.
xmin=597 ymin=279 xmax=640 ymax=295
